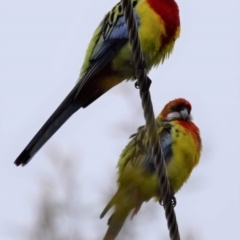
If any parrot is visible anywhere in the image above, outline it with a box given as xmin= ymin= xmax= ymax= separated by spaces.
xmin=14 ymin=0 xmax=180 ymax=166
xmin=100 ymin=98 xmax=202 ymax=240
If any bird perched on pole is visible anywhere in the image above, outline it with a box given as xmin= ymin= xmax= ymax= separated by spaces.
xmin=100 ymin=98 xmax=202 ymax=240
xmin=14 ymin=0 xmax=180 ymax=166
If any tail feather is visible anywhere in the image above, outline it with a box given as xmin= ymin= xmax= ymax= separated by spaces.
xmin=130 ymin=201 xmax=142 ymax=219
xmin=100 ymin=192 xmax=120 ymax=219
xmin=14 ymin=85 xmax=81 ymax=166
xmin=103 ymin=211 xmax=129 ymax=240
xmin=14 ymin=58 xmax=125 ymax=167
xmin=101 ymin=191 xmax=130 ymax=240
xmin=101 ymin=189 xmax=140 ymax=240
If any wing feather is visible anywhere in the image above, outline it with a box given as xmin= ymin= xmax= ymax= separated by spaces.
xmin=119 ymin=122 xmax=173 ymax=174
xmin=76 ymin=1 xmax=140 ymax=97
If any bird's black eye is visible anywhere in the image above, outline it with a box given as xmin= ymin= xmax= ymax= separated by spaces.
xmin=170 ymin=106 xmax=176 ymax=111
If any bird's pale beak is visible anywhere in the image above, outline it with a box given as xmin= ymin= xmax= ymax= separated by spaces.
xmin=180 ymin=109 xmax=189 ymax=120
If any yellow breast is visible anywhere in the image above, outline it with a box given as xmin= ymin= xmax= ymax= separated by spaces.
xmin=166 ymin=123 xmax=201 ymax=192
xmin=112 ymin=0 xmax=179 ymax=76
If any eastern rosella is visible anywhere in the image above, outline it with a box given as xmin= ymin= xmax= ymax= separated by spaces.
xmin=14 ymin=0 xmax=180 ymax=166
xmin=100 ymin=98 xmax=202 ymax=240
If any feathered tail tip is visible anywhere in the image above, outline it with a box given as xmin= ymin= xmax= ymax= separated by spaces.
xmin=102 ymin=212 xmax=129 ymax=240
xmin=100 ymin=192 xmax=130 ymax=240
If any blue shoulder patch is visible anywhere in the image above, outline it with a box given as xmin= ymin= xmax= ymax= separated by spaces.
xmin=144 ymin=128 xmax=173 ymax=173
xmin=160 ymin=130 xmax=173 ymax=163
xmin=90 ymin=10 xmax=140 ymax=61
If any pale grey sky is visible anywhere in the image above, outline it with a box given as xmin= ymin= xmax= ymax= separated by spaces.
xmin=1 ymin=0 xmax=240 ymax=239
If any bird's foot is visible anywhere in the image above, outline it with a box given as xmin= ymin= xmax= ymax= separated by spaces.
xmin=134 ymin=76 xmax=152 ymax=91
xmin=159 ymin=196 xmax=177 ymax=208
xmin=134 ymin=81 xmax=139 ymax=89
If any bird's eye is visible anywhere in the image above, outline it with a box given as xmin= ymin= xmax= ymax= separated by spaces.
xmin=170 ymin=106 xmax=176 ymax=111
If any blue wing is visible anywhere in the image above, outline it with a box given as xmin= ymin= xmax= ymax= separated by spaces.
xmin=126 ymin=122 xmax=173 ymax=173
xmin=90 ymin=0 xmax=140 ymax=61
xmin=76 ymin=2 xmax=140 ymax=96
xmin=129 ymin=122 xmax=173 ymax=173
xmin=160 ymin=129 xmax=173 ymax=162
xmin=140 ymin=124 xmax=173 ymax=173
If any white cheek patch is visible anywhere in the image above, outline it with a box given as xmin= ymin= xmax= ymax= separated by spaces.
xmin=166 ymin=112 xmax=181 ymax=121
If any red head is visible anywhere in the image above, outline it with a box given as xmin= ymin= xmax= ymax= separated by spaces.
xmin=158 ymin=98 xmax=192 ymax=121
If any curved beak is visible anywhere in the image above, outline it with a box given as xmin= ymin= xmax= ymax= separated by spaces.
xmin=180 ymin=108 xmax=189 ymax=120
